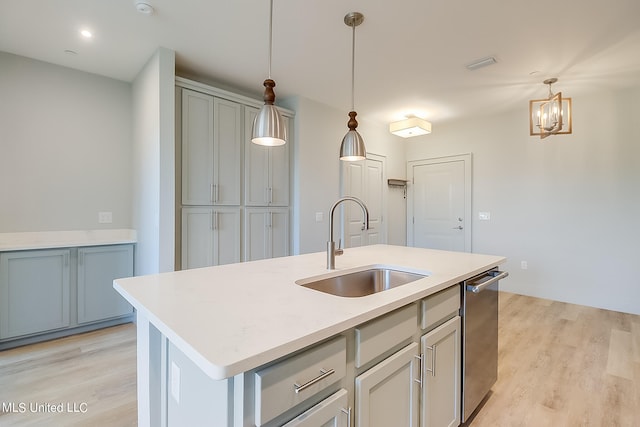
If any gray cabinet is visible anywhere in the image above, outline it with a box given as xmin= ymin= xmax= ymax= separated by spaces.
xmin=420 ymin=316 xmax=461 ymax=427
xmin=0 ymin=244 xmax=134 ymax=348
xmin=282 ymin=389 xmax=349 ymax=427
xmin=181 ymin=207 xmax=241 ymax=269
xmin=355 ymin=342 xmax=420 ymax=427
xmin=0 ymin=249 xmax=71 ymax=339
xmin=77 ymin=245 xmax=134 ymax=324
xmin=244 ymin=107 xmax=290 ymax=207
xmin=181 ymin=89 xmax=241 ymax=206
xmin=244 ymin=207 xmax=289 ymax=261
xmin=178 ymin=79 xmax=293 ymax=269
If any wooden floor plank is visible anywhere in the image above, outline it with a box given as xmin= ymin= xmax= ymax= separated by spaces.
xmin=0 ymin=324 xmax=136 ymax=427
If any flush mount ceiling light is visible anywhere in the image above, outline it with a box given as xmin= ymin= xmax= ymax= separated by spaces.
xmin=389 ymin=116 xmax=432 ymax=138
xmin=529 ymin=77 xmax=572 ymax=139
xmin=465 ymin=56 xmax=497 ymax=71
xmin=251 ymin=0 xmax=287 ymax=146
xmin=339 ymin=12 xmax=366 ymax=162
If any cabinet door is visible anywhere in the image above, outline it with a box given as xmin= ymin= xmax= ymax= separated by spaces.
xmin=182 ymin=207 xmax=240 ymax=269
xmin=244 ymin=208 xmax=269 ymax=261
xmin=245 ymin=108 xmax=290 ymax=207
xmin=355 ymin=342 xmax=420 ymax=427
xmin=77 ymin=245 xmax=134 ymax=324
xmin=282 ymin=389 xmax=349 ymax=427
xmin=212 ymin=207 xmax=241 ymax=266
xmin=213 ymin=97 xmax=241 ymax=205
xmin=182 ymin=207 xmax=215 ymax=269
xmin=244 ymin=208 xmax=289 ymax=261
xmin=244 ymin=107 xmax=270 ymax=206
xmin=182 ymin=89 xmax=214 ymax=205
xmin=270 ymin=208 xmax=289 ymax=259
xmin=0 ymin=249 xmax=71 ymax=339
xmin=420 ymin=316 xmax=461 ymax=427
xmin=269 ymin=115 xmax=290 ymax=206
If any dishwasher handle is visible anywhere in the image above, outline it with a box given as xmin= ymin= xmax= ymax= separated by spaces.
xmin=466 ymin=271 xmax=509 ymax=293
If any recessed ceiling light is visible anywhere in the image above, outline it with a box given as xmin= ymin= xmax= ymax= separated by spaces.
xmin=135 ymin=2 xmax=155 ymax=14
xmin=80 ymin=29 xmax=93 ymax=38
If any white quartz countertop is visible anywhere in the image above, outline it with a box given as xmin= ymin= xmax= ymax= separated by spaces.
xmin=114 ymin=244 xmax=505 ymax=381
xmin=0 ymin=229 xmax=137 ymax=251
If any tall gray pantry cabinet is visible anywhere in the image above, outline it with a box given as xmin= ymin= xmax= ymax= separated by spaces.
xmin=177 ymin=78 xmax=292 ymax=269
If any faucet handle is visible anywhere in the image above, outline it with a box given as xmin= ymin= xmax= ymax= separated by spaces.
xmin=335 ymin=239 xmax=344 ymax=256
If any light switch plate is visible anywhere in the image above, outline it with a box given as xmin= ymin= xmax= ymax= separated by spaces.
xmin=98 ymin=211 xmax=113 ymax=224
xmin=315 ymin=212 xmax=323 ymax=222
xmin=478 ymin=211 xmax=491 ymax=221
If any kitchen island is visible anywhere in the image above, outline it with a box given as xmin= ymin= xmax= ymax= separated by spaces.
xmin=114 ymin=244 xmax=505 ymax=426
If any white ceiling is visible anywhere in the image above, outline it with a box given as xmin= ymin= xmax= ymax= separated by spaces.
xmin=2 ymin=0 xmax=640 ymax=126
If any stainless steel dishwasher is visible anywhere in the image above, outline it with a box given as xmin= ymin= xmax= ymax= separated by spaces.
xmin=461 ymin=268 xmax=509 ymax=423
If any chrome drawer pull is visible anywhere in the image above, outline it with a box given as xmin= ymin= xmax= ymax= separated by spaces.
xmin=341 ymin=406 xmax=352 ymax=427
xmin=414 ymin=354 xmax=423 ymax=386
xmin=425 ymin=345 xmax=436 ymax=377
xmin=293 ymin=368 xmax=335 ymax=394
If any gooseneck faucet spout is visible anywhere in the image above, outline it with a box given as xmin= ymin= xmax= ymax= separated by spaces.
xmin=327 ymin=196 xmax=370 ymax=270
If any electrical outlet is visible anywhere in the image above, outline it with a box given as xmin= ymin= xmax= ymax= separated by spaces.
xmin=315 ymin=212 xmax=323 ymax=222
xmin=98 ymin=212 xmax=112 ymax=224
xmin=521 ymin=261 xmax=528 ymax=270
xmin=171 ymin=361 xmax=181 ymax=403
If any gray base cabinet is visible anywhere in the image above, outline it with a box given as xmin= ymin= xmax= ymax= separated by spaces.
xmin=421 ymin=316 xmax=461 ymax=427
xmin=0 ymin=249 xmax=71 ymax=339
xmin=150 ymin=285 xmax=464 ymax=427
xmin=0 ymin=244 xmax=134 ymax=348
xmin=282 ymin=389 xmax=349 ymax=427
xmin=355 ymin=342 xmax=420 ymax=427
xmin=77 ymin=245 xmax=134 ymax=324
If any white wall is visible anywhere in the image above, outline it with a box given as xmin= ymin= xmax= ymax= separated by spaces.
xmin=131 ymin=48 xmax=176 ymax=276
xmin=0 ymin=52 xmax=132 ymax=232
xmin=406 ymin=86 xmax=640 ymax=315
xmin=282 ymin=96 xmax=407 ymax=255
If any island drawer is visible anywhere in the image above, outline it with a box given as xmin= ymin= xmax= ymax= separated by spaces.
xmin=254 ymin=335 xmax=346 ymax=426
xmin=355 ymin=303 xmax=418 ymax=368
xmin=421 ymin=285 xmax=460 ymax=331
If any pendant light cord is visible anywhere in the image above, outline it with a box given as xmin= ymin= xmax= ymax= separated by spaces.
xmin=350 ymin=22 xmax=356 ymax=111
xmin=268 ymin=0 xmax=273 ymax=79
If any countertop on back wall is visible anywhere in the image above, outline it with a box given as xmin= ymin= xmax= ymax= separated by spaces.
xmin=114 ymin=244 xmax=506 ymax=380
xmin=0 ymin=229 xmax=137 ymax=251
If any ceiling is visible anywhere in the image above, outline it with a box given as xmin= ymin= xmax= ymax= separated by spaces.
xmin=2 ymin=0 xmax=640 ymax=127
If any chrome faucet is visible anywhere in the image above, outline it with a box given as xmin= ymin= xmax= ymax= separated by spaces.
xmin=327 ymin=196 xmax=370 ymax=269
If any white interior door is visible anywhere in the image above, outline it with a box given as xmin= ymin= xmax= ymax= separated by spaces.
xmin=342 ymin=154 xmax=385 ymax=248
xmin=407 ymin=155 xmax=471 ymax=252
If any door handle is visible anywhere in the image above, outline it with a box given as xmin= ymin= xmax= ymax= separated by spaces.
xmin=452 ymin=226 xmax=463 ymax=230
xmin=466 ymin=271 xmax=509 ymax=293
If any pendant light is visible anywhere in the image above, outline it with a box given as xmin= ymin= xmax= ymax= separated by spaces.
xmin=252 ymin=0 xmax=287 ymax=146
xmin=529 ymin=77 xmax=572 ymax=139
xmin=339 ymin=12 xmax=366 ymax=161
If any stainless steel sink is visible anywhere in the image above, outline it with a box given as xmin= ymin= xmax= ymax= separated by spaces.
xmin=296 ymin=268 xmax=427 ymax=297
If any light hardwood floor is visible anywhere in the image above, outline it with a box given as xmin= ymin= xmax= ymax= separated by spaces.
xmin=0 ymin=324 xmax=137 ymax=426
xmin=1 ymin=293 xmax=638 ymax=426
xmin=468 ymin=292 xmax=640 ymax=427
